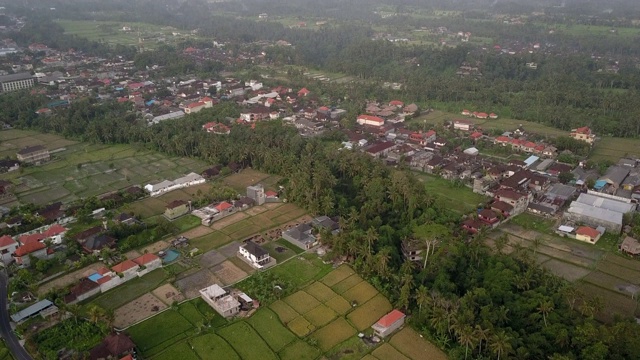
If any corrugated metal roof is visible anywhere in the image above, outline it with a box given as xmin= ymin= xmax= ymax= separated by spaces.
xmin=11 ymin=299 xmax=53 ymax=322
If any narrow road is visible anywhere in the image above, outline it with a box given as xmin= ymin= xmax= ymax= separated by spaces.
xmin=0 ymin=272 xmax=33 ymax=360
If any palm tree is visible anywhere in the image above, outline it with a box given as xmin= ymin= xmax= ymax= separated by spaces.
xmin=415 ymin=285 xmax=431 ymax=315
xmin=494 ymin=234 xmax=508 ymax=254
xmin=375 ymin=247 xmax=392 ymax=278
xmin=457 ymin=325 xmax=476 ymax=360
xmin=474 ymin=325 xmax=490 ymax=355
xmin=531 ymin=236 xmax=546 ymax=257
xmin=538 ymin=299 xmax=554 ymax=327
xmin=490 ymin=330 xmax=513 ymax=360
xmin=87 ymin=305 xmax=102 ymax=324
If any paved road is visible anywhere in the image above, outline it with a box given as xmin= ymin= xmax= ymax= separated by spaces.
xmin=0 ymin=273 xmax=33 ymax=360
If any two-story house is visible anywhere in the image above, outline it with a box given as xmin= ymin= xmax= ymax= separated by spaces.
xmin=238 ymin=241 xmax=273 ymax=269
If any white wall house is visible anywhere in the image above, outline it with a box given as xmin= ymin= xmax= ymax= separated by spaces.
xmin=145 ymin=173 xmax=205 ymax=196
xmin=357 ymin=115 xmax=385 ymax=127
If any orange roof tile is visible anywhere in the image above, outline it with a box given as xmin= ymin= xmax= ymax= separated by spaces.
xmin=376 ymin=309 xmax=405 ymax=328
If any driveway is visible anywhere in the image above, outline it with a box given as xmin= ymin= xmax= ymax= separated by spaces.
xmin=0 ymin=272 xmax=34 ymax=360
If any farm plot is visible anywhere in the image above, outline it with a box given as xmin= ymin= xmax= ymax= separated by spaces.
xmin=342 ymin=281 xmax=378 ymax=304
xmin=246 ymin=308 xmax=297 ymax=352
xmin=541 ymin=259 xmax=591 ymax=282
xmin=175 ymin=268 xmax=221 ymax=299
xmin=211 ymin=260 xmax=248 ymax=285
xmin=331 ymin=273 xmax=365 ymax=294
xmin=90 ymin=268 xmax=168 ymax=310
xmin=305 ymin=281 xmax=338 ymax=303
xmin=113 ymin=293 xmax=168 ymax=328
xmin=284 ymin=291 xmax=321 ymax=314
xmin=583 ymin=271 xmax=640 ymax=297
xmin=223 ymin=168 xmax=270 ymax=191
xmin=270 ymin=300 xmax=299 ymax=324
xmin=218 ymin=321 xmax=279 ymax=360
xmin=152 ymin=341 xmax=200 ymax=360
xmin=591 ymin=136 xmax=640 ymax=162
xmin=310 ymin=317 xmax=357 ymax=352
xmin=278 ymin=340 xmax=321 ymax=360
xmin=287 ymin=315 xmax=316 ymax=337
xmin=595 ymin=259 xmax=640 ymax=284
xmin=372 ymin=343 xmax=410 ymax=360
xmin=347 ymin=293 xmax=393 ymax=331
xmin=303 ymin=304 xmax=337 ymax=327
xmin=190 ymin=231 xmax=233 ymax=253
xmin=577 ymin=282 xmax=638 ymax=323
xmin=189 ymin=333 xmax=239 ymax=360
xmin=320 ymin=265 xmax=355 ymax=287
xmin=389 ymin=327 xmax=448 ymax=360
xmin=127 ymin=309 xmax=193 ymax=353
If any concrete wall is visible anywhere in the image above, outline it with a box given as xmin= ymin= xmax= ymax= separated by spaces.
xmin=100 ymin=277 xmax=122 ymax=293
xmin=137 ymin=259 xmax=162 ymax=277
xmin=564 ymin=213 xmax=621 ymax=234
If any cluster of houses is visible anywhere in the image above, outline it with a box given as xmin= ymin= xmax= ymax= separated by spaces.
xmin=460 ymin=109 xmax=498 ymax=119
xmin=190 ymin=184 xmax=278 ymax=226
xmin=64 ymin=253 xmax=162 ymax=304
xmin=0 ymin=224 xmax=67 ymax=266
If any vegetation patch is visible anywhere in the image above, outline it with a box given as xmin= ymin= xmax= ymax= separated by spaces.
xmin=90 ymin=268 xmax=167 ymax=310
xmin=347 ymin=293 xmax=392 ymax=331
xmin=284 ymin=290 xmax=321 ymax=314
xmin=190 ymin=231 xmax=233 ymax=253
xmin=287 ymin=315 xmax=316 ymax=337
xmin=372 ymin=343 xmax=410 ymax=360
xmin=32 ymin=319 xmax=104 ymax=360
xmin=246 ymin=308 xmax=297 ymax=352
xmin=127 ymin=309 xmax=193 ymax=353
xmin=278 ymin=339 xmax=321 ymax=360
xmin=331 ymin=273 xmax=364 ymax=294
xmin=270 ymin=255 xmax=330 ymax=288
xmin=218 ymin=321 xmax=278 ymax=360
xmin=389 ymin=328 xmax=448 ymax=360
xmin=152 ymin=340 xmax=200 ymax=360
xmin=310 ymin=317 xmax=357 ymax=352
xmin=342 ymin=281 xmax=378 ymax=304
xmin=189 ymin=333 xmax=239 ymax=360
xmin=303 ymin=304 xmax=337 ymax=328
xmin=304 ymin=281 xmax=338 ymax=302
xmin=320 ymin=265 xmax=355 ymax=287
xmin=325 ymin=295 xmax=353 ymax=315
xmin=177 ymin=301 xmax=206 ymax=326
xmin=270 ymin=300 xmax=300 ymax=324
xmin=324 ymin=336 xmax=371 ymax=360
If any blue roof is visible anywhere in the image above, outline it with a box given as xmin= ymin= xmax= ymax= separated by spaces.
xmin=594 ymin=180 xmax=607 ymax=190
xmin=146 ymin=100 xmax=156 ymax=106
xmin=524 ymin=155 xmax=540 ymax=166
xmin=88 ymin=273 xmax=102 ymax=282
xmin=11 ymin=299 xmax=53 ymax=323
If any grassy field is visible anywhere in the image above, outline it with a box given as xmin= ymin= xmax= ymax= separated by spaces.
xmin=0 ymin=130 xmax=209 ymax=206
xmin=551 ymin=24 xmax=640 ymax=38
xmin=55 ymin=20 xmax=194 ymax=49
xmin=414 ymin=173 xmax=487 ymax=213
xmin=411 ymin=110 xmax=568 ymax=137
xmin=89 ymin=269 xmax=168 ymax=310
xmin=495 ymin=221 xmax=640 ymax=323
xmin=590 ymin=136 xmax=640 ymax=162
xmin=125 ymin=263 xmax=444 ymax=359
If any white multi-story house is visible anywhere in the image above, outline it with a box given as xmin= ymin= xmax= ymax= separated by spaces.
xmin=238 ymin=241 xmax=272 ymax=269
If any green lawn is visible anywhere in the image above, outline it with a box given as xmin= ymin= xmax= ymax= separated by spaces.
xmin=269 ymin=254 xmax=332 ymax=288
xmin=172 ymin=215 xmax=201 ymax=232
xmin=416 ymin=173 xmax=488 ymax=213
xmin=127 ymin=309 xmax=193 ymax=352
xmin=246 ymin=308 xmax=297 ymax=352
xmin=177 ymin=301 xmax=206 ymax=326
xmin=89 ymin=269 xmax=167 ymax=310
xmin=218 ymin=322 xmax=278 ymax=360
xmin=190 ymin=231 xmax=233 ymax=253
xmin=152 ymin=341 xmax=200 ymax=360
xmin=190 ymin=333 xmax=240 ymax=360
xmin=590 ymin=136 xmax=640 ymax=162
xmin=278 ymin=340 xmax=321 ymax=360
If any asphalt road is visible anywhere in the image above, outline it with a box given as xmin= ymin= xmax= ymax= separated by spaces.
xmin=0 ymin=273 xmax=33 ymax=360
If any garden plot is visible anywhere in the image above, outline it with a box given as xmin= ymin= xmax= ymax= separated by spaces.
xmin=211 ymin=260 xmax=248 ymax=285
xmin=113 ymin=293 xmax=167 ymax=328
xmin=389 ymin=327 xmax=448 ymax=360
xmin=175 ymin=268 xmax=221 ymax=299
xmin=152 ymin=284 xmax=185 ymax=305
xmin=347 ymin=293 xmax=393 ymax=331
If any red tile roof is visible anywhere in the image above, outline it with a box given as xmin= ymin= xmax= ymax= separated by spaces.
xmin=0 ymin=235 xmax=16 ymax=248
xmin=14 ymin=241 xmax=46 ymax=257
xmin=357 ymin=114 xmax=384 ymax=123
xmin=573 ymin=126 xmax=591 ymax=134
xmin=19 ymin=233 xmax=45 ymax=245
xmin=97 ymin=267 xmax=111 ymax=275
xmin=43 ymin=224 xmax=67 ymax=237
xmin=215 ymin=202 xmax=233 ymax=211
xmin=133 ymin=253 xmax=160 ymax=266
xmin=470 ymin=131 xmax=483 ymax=139
xmin=389 ymin=100 xmax=404 ymax=106
xmin=187 ymin=101 xmax=205 ymax=109
xmin=111 ymin=260 xmax=139 ymax=273
xmin=97 ymin=275 xmax=112 ymax=284
xmin=376 ymin=309 xmax=405 ymax=328
xmin=265 ymin=190 xmax=278 ymax=197
xmin=495 ymin=136 xmax=510 ymax=143
xmin=576 ymin=226 xmax=600 ymax=239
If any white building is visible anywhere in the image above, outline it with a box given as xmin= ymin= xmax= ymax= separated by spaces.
xmin=199 ymin=284 xmax=241 ymax=318
xmin=238 ymin=241 xmax=272 ymax=269
xmin=357 ymin=115 xmax=385 ymax=127
xmin=145 ymin=172 xmax=205 ymax=196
